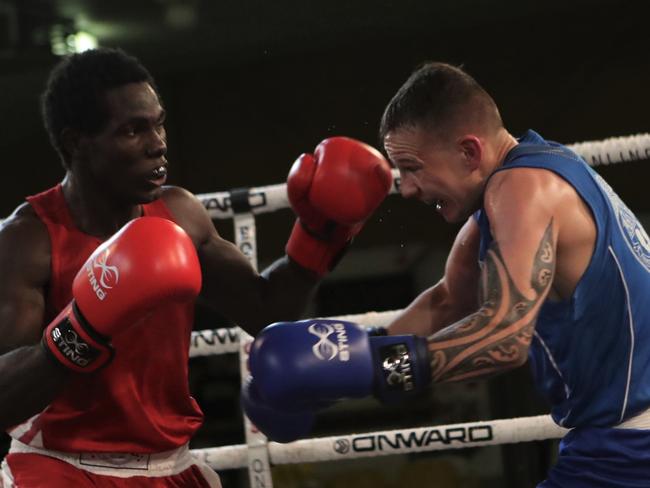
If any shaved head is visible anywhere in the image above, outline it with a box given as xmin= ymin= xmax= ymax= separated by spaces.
xmin=380 ymin=62 xmax=502 ymax=145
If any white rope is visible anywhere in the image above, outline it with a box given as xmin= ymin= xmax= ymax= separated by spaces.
xmin=569 ymin=133 xmax=650 ymax=167
xmin=190 ymin=414 xmax=568 ymax=470
xmin=189 ymin=309 xmax=401 ymax=357
xmin=197 ymin=133 xmax=650 ymax=219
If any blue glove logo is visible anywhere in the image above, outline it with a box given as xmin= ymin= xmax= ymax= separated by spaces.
xmin=380 ymin=343 xmax=415 ymax=392
xmin=308 ymin=322 xmax=350 ymax=361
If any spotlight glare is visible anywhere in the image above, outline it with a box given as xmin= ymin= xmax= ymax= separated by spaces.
xmin=73 ymin=31 xmax=98 ymax=52
xmin=50 ymin=26 xmax=98 ymax=55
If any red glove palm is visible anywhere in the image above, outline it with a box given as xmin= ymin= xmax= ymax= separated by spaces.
xmin=286 ymin=137 xmax=392 ymax=275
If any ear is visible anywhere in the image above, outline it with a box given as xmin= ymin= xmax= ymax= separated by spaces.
xmin=458 ymin=135 xmax=482 ymax=171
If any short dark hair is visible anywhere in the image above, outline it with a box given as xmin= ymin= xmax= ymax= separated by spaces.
xmin=41 ymin=47 xmax=158 ymax=165
xmin=379 ymin=62 xmax=501 ymax=143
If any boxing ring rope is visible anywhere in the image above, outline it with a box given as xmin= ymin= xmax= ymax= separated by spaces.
xmin=188 ymin=310 xmax=570 ymax=471
xmin=197 ymin=133 xmax=650 ymax=220
xmin=189 ymin=309 xmax=402 ymax=357
xmin=189 ymin=132 xmax=650 ymax=484
xmin=192 ymin=415 xmax=568 ymax=471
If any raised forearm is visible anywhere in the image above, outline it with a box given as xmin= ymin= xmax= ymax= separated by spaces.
xmin=262 ymin=255 xmax=319 ymax=315
xmin=427 ymin=307 xmax=535 ymax=382
xmin=388 ymin=281 xmax=477 ymax=337
xmin=0 ymin=345 xmax=68 ymax=430
xmin=427 ymin=221 xmax=554 ymax=383
xmin=236 ymin=256 xmax=319 ymax=335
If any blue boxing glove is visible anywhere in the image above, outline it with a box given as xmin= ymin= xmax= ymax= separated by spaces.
xmin=249 ymin=319 xmax=431 ymax=415
xmin=241 ymin=377 xmax=316 ymax=443
xmin=366 ymin=326 xmax=388 ymax=337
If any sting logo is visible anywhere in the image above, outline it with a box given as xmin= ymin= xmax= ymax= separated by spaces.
xmin=308 ymin=322 xmax=350 ymax=361
xmin=86 ymin=250 xmax=119 ymax=300
xmin=380 ymin=343 xmax=414 ymax=392
xmin=51 ymin=320 xmax=97 ymax=367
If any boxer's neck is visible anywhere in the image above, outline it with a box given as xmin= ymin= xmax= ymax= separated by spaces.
xmin=61 ymin=173 xmax=143 ymax=240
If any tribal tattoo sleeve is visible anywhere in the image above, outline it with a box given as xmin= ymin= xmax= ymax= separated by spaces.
xmin=428 ymin=221 xmax=555 ymax=382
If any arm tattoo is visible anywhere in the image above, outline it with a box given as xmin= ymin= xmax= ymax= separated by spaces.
xmin=429 ymin=221 xmax=555 ymax=382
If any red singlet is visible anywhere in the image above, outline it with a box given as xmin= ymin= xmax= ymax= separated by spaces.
xmin=9 ymin=184 xmax=204 ymax=453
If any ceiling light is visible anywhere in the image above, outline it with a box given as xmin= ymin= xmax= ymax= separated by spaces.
xmin=51 ymin=24 xmax=98 ymax=55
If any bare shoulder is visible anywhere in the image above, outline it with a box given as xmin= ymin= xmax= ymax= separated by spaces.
xmin=0 ymin=202 xmax=50 ymax=284
xmin=0 ymin=203 xmax=50 ymax=251
xmin=159 ymin=185 xmax=216 ymax=245
xmin=484 ymin=167 xmax=572 ymax=217
xmin=486 ymin=166 xmax=568 ymax=198
xmin=160 ymin=185 xmax=203 ymax=213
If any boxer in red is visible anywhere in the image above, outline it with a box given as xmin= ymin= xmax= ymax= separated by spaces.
xmin=0 ymin=47 xmax=392 ymax=486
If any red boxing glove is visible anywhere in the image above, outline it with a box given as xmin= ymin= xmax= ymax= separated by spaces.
xmin=286 ymin=137 xmax=392 ymax=275
xmin=42 ymin=217 xmax=201 ymax=373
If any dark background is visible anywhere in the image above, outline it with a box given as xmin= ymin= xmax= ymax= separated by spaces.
xmin=2 ymin=0 xmax=650 ymax=486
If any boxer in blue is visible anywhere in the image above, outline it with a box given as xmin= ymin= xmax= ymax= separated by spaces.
xmin=243 ymin=62 xmax=650 ymax=487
